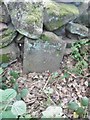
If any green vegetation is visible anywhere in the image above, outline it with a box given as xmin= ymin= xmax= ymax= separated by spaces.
xmin=0 ymin=88 xmax=26 ymax=119
xmin=71 ymin=39 xmax=89 ymax=75
xmin=68 ymin=97 xmax=89 ymax=118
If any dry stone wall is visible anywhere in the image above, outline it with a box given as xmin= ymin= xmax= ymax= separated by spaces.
xmin=0 ymin=0 xmax=89 ymax=72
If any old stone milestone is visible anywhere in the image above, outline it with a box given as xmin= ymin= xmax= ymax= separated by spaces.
xmin=23 ymin=36 xmax=66 ymax=73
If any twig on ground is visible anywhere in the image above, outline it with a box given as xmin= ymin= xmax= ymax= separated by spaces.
xmin=8 ymin=59 xmax=17 ymax=66
xmin=43 ymin=75 xmax=51 ymax=90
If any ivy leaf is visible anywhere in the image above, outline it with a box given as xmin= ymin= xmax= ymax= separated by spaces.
xmin=52 ymin=72 xmax=59 ymax=78
xmin=24 ymin=114 xmax=32 ymax=118
xmin=2 ymin=89 xmax=17 ymax=102
xmin=16 ymin=94 xmax=21 ymax=100
xmin=81 ymin=97 xmax=89 ymax=106
xmin=76 ymin=107 xmax=84 ymax=115
xmin=0 ymin=89 xmax=4 ymax=102
xmin=10 ymin=70 xmax=19 ymax=79
xmin=61 ymin=72 xmax=70 ymax=79
xmin=13 ymin=83 xmax=19 ymax=92
xmin=1 ymin=83 xmax=8 ymax=90
xmin=0 ymin=113 xmax=2 ymax=120
xmin=20 ymin=88 xmax=29 ymax=98
xmin=11 ymin=101 xmax=26 ymax=116
xmin=1 ymin=63 xmax=9 ymax=68
xmin=68 ymin=101 xmax=79 ymax=111
xmin=1 ymin=111 xmax=16 ymax=118
xmin=0 ymin=68 xmax=4 ymax=75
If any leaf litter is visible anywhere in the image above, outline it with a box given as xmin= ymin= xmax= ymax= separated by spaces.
xmin=3 ymin=54 xmax=89 ymax=118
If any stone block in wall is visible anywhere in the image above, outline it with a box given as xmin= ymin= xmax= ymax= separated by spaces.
xmin=0 ymin=43 xmax=18 ymax=63
xmin=23 ymin=36 xmax=66 ymax=73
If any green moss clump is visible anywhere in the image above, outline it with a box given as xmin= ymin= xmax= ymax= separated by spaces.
xmin=26 ymin=3 xmax=43 ymax=25
xmin=0 ymin=54 xmax=10 ymax=63
xmin=45 ymin=1 xmax=79 ymax=16
xmin=45 ymin=1 xmax=60 ymax=16
xmin=40 ymin=34 xmax=51 ymax=42
xmin=0 ymin=29 xmax=17 ymax=48
xmin=60 ymin=3 xmax=79 ymax=16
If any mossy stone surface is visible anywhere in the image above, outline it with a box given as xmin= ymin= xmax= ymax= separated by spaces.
xmin=23 ymin=36 xmax=66 ymax=73
xmin=5 ymin=1 xmax=43 ymax=39
xmin=0 ymin=25 xmax=17 ymax=48
xmin=44 ymin=0 xmax=79 ymax=31
xmin=0 ymin=43 xmax=18 ymax=63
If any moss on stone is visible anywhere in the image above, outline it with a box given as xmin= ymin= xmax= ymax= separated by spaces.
xmin=26 ymin=4 xmax=43 ymax=25
xmin=40 ymin=34 xmax=51 ymax=42
xmin=45 ymin=1 xmax=60 ymax=16
xmin=1 ymin=28 xmax=14 ymax=38
xmin=59 ymin=3 xmax=79 ymax=16
xmin=45 ymin=18 xmax=63 ymax=31
xmin=0 ymin=54 xmax=10 ymax=63
xmin=0 ymin=30 xmax=17 ymax=48
xmin=44 ymin=0 xmax=79 ymax=31
xmin=45 ymin=1 xmax=79 ymax=16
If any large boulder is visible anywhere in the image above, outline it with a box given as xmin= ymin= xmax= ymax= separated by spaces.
xmin=43 ymin=0 xmax=79 ymax=31
xmin=4 ymin=0 xmax=43 ymax=39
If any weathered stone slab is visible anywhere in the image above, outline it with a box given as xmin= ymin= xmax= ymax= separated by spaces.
xmin=23 ymin=35 xmax=66 ymax=73
xmin=5 ymin=0 xmax=43 ymax=39
xmin=43 ymin=0 xmax=79 ymax=31
xmin=0 ymin=43 xmax=18 ymax=63
xmin=65 ymin=22 xmax=89 ymax=39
